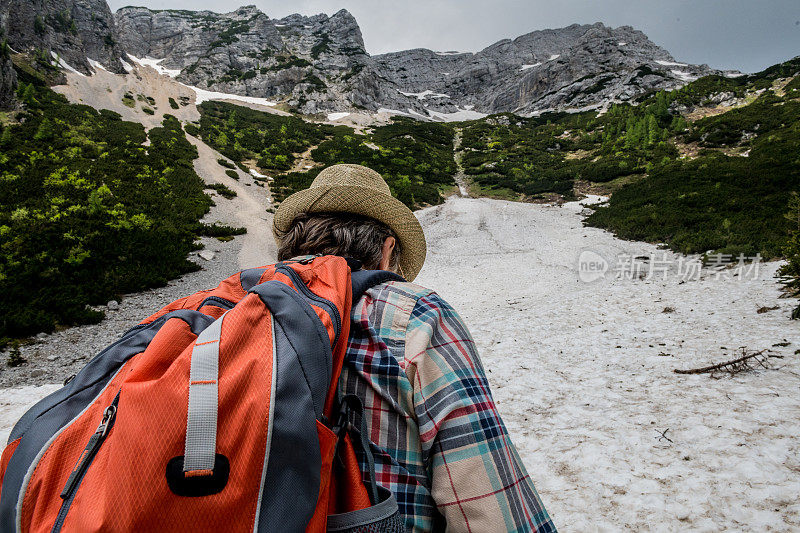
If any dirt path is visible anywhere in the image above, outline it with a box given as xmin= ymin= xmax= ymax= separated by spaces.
xmin=452 ymin=128 xmax=470 ymax=197
xmin=187 ymin=136 xmax=276 ymax=270
xmin=288 ymin=144 xmax=322 ymax=174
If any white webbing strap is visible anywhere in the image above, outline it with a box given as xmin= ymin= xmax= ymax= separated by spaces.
xmin=183 ymin=311 xmax=227 ymax=474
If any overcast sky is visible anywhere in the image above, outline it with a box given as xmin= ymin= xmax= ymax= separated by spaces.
xmin=108 ymin=0 xmax=800 ymax=73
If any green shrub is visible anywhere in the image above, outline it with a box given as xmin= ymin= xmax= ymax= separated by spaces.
xmin=196 ymin=223 xmax=247 ymax=238
xmin=204 ymin=183 xmax=236 ymax=199
xmin=197 ymin=101 xmax=332 ymax=171
xmin=0 ymin=87 xmax=211 ymax=337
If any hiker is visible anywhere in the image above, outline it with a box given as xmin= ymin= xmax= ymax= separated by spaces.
xmin=273 ymin=164 xmax=556 ymax=532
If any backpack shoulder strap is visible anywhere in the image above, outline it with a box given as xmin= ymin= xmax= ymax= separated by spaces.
xmin=350 ymin=270 xmax=405 ymax=301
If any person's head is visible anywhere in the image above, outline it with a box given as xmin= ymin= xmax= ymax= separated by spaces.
xmin=275 ymin=212 xmax=400 ymax=272
xmin=272 ymin=164 xmax=427 ymax=280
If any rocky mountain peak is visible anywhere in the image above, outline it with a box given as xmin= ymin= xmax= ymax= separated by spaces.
xmin=1 ymin=1 xmax=727 ymax=119
xmin=1 ymin=0 xmax=127 ymax=75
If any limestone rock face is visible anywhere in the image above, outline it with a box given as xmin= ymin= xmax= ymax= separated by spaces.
xmin=115 ymin=6 xmax=423 ymax=115
xmin=0 ymin=0 xmax=127 ymax=75
xmin=115 ymin=6 xmax=726 ymax=118
xmin=0 ymin=53 xmax=17 ymax=109
xmin=375 ymin=23 xmax=721 ymax=115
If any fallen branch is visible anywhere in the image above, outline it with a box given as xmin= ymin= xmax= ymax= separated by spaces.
xmin=655 ymin=428 xmax=673 ymax=443
xmin=674 ymin=348 xmax=773 ymax=375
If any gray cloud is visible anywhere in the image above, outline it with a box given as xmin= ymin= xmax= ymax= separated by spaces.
xmin=108 ymin=0 xmax=800 ymax=72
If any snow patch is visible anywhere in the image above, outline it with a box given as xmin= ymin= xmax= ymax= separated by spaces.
xmin=435 ymin=51 xmax=468 ymax=56
xmin=399 ymin=89 xmax=451 ymax=100
xmin=618 ymin=42 xmax=627 ymax=46
xmin=426 ymin=107 xmax=487 ymax=122
xmin=656 ymin=59 xmax=689 ymax=67
xmin=327 ymin=112 xmax=351 ymax=121
xmin=187 ymin=85 xmax=276 ymax=107
xmin=120 ymin=58 xmax=134 ymax=73
xmin=579 ymin=194 xmax=608 ymax=206
xmin=411 ymin=196 xmax=800 ymax=531
xmin=51 ymin=52 xmax=85 ymax=77
xmin=671 ymin=69 xmax=699 ymax=82
xmin=87 ymin=58 xmax=107 ymax=72
xmin=548 ymin=54 xmax=561 ymax=61
xmin=249 ymin=168 xmax=272 ymax=180
xmin=1 ymin=384 xmax=62 ymax=444
xmin=127 ymin=55 xmax=182 ymax=78
xmin=520 ymin=63 xmax=542 ymax=71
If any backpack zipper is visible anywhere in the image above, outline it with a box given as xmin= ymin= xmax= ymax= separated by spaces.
xmin=275 ymin=265 xmax=342 ymax=348
xmin=198 ymin=295 xmax=236 ymax=310
xmin=51 ymin=393 xmax=120 ymax=533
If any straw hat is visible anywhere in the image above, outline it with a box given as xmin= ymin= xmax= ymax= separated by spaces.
xmin=272 ymin=164 xmax=427 ymax=281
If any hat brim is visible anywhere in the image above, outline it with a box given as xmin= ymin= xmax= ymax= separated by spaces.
xmin=273 ymin=185 xmax=427 ymax=281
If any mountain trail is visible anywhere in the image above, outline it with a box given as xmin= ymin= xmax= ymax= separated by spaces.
xmin=187 ymin=135 xmax=275 ymax=269
xmin=452 ymin=128 xmax=470 ymax=197
xmin=288 ymin=144 xmax=323 ymax=174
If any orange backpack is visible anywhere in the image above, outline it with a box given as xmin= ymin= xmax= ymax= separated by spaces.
xmin=0 ymin=255 xmax=406 ymax=532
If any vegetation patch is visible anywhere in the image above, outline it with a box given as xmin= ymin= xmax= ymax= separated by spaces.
xmin=204 ymin=183 xmax=236 ymax=199
xmin=196 ymin=222 xmax=247 ymax=240
xmin=122 ymin=93 xmax=135 ymax=108
xmin=197 ymin=101 xmax=331 ymax=171
xmin=273 ymin=118 xmax=457 ymax=209
xmin=779 ymin=193 xmax=800 ymax=318
xmin=0 ymin=83 xmax=211 ymax=338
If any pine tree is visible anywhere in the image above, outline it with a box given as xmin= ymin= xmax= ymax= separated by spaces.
xmin=34 ymin=118 xmax=55 ymax=141
xmin=0 ymin=125 xmax=13 ymax=148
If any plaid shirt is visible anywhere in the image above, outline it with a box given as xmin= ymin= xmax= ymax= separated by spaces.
xmin=340 ymin=280 xmax=555 ymax=532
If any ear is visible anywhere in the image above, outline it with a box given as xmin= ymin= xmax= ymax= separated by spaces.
xmin=378 ymin=236 xmax=396 ymax=271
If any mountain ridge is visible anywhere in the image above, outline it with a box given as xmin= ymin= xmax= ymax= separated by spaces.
xmin=0 ymin=1 xmax=736 ymax=117
xmin=112 ymin=5 xmax=727 ymax=117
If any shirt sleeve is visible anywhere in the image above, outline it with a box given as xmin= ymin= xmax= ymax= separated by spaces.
xmin=402 ymin=293 xmax=556 ymax=533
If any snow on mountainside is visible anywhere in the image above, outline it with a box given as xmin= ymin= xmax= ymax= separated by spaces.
xmin=112 ymin=6 xmax=727 ymax=118
xmin=114 ymin=5 xmax=422 ymax=116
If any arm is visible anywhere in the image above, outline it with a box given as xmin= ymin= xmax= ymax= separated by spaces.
xmin=403 ymin=293 xmax=555 ymax=533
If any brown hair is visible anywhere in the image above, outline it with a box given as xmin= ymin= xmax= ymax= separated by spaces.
xmin=275 ymin=212 xmax=401 ymax=272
